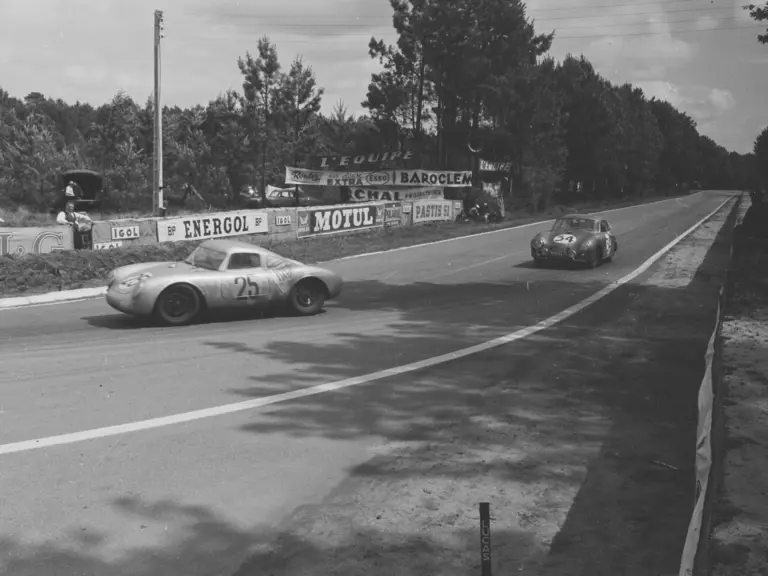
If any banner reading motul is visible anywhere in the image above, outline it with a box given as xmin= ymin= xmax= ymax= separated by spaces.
xmin=296 ymin=203 xmax=385 ymax=237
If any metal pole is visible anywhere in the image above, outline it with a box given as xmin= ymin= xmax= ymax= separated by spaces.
xmin=153 ymin=10 xmax=164 ymax=216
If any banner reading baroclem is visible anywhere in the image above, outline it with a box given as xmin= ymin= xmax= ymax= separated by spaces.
xmin=297 ymin=203 xmax=385 ymax=237
xmin=157 ymin=210 xmax=269 ymax=243
xmin=285 ymin=167 xmax=473 ymax=188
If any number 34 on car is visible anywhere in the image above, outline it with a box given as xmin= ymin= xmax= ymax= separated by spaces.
xmin=105 ymin=239 xmax=343 ymax=326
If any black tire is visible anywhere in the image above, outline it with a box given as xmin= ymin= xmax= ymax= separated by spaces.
xmin=155 ymin=284 xmax=202 ymax=326
xmin=586 ymin=248 xmax=600 ymax=269
xmin=287 ymin=279 xmax=327 ymax=316
xmin=534 ymin=258 xmax=546 ymax=268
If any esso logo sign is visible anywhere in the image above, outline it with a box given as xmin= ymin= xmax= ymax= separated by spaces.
xmin=365 ymin=172 xmax=390 ymax=185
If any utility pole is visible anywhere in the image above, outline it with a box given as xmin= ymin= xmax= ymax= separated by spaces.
xmin=153 ymin=10 xmax=164 ymax=216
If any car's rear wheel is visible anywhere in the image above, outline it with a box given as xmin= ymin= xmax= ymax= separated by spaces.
xmin=155 ymin=284 xmax=202 ymax=326
xmin=287 ymin=278 xmax=326 ymax=316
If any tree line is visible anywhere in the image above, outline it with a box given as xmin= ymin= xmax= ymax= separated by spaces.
xmin=0 ymin=0 xmax=764 ymax=215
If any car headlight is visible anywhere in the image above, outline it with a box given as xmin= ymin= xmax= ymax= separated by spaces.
xmin=532 ymin=238 xmax=544 ymax=248
xmin=579 ymin=240 xmax=593 ymax=251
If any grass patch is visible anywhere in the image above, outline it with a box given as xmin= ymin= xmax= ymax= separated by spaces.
xmin=0 ymin=192 xmax=690 ymax=298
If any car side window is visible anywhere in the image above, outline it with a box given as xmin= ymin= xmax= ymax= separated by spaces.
xmin=600 ymin=221 xmax=609 ymax=233
xmin=227 ymin=252 xmax=261 ymax=270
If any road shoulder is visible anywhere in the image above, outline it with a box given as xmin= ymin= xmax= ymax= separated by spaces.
xmin=709 ymin=201 xmax=768 ymax=576
xmin=230 ymin=196 xmax=738 ymax=575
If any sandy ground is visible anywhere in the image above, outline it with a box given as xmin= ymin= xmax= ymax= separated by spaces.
xmin=231 ymin=200 xmax=737 ymax=575
xmin=710 ymin=201 xmax=768 ymax=575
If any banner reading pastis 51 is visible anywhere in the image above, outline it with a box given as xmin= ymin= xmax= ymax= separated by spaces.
xmin=157 ymin=209 xmax=268 ymax=243
xmin=412 ymin=199 xmax=454 ymax=224
xmin=297 ymin=203 xmax=385 ymax=237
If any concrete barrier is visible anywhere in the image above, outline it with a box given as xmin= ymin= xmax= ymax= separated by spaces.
xmin=0 ymin=225 xmax=74 ymax=256
xmin=91 ymin=217 xmax=159 ymax=250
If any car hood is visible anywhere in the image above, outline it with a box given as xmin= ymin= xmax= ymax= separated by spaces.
xmin=536 ymin=229 xmax=595 ymax=245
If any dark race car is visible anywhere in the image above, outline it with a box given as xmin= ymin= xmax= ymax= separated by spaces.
xmin=530 ymin=214 xmax=617 ymax=268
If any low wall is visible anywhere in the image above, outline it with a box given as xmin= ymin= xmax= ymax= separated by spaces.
xmin=0 ymin=225 xmax=74 ymax=256
xmin=0 ymin=199 xmax=464 ymax=257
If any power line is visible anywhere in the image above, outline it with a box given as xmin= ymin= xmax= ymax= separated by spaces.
xmin=200 ymin=23 xmax=764 ymax=43
xmin=190 ymin=0 xmax=733 ymax=19
xmin=210 ymin=5 xmax=740 ymax=27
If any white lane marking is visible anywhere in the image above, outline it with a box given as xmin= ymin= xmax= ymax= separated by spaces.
xmin=0 ymin=196 xmax=733 ymax=456
xmin=0 ymin=193 xmax=711 ymax=312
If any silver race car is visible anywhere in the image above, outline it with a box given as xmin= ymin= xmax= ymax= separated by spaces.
xmin=530 ymin=214 xmax=617 ymax=268
xmin=105 ymin=239 xmax=343 ymax=325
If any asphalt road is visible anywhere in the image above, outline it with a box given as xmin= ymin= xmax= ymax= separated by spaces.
xmin=0 ymin=191 xmax=734 ymax=576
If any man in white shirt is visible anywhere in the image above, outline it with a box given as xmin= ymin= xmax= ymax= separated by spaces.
xmin=57 ymin=197 xmax=93 ymax=249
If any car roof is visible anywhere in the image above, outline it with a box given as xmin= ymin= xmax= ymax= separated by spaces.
xmin=199 ymin=238 xmax=282 ymax=258
xmin=558 ymin=214 xmax=600 ymax=221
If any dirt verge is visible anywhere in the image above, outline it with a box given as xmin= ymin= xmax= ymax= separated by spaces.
xmin=229 ymin=199 xmax=738 ymax=575
xmin=709 ymin=199 xmax=768 ymax=576
xmin=0 ymin=194 xmax=683 ymax=298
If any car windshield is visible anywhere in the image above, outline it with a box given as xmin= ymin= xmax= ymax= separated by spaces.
xmin=184 ymin=246 xmax=226 ymax=270
xmin=552 ymin=217 xmax=597 ymax=232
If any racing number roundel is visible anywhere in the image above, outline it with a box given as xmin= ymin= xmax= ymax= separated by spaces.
xmin=553 ymin=234 xmax=576 ymax=244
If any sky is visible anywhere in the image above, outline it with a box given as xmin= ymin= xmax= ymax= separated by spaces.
xmin=0 ymin=0 xmax=766 ymax=154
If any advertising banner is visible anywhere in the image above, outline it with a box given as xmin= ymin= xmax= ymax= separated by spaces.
xmin=285 ymin=167 xmax=396 ymax=187
xmin=91 ymin=218 xmax=159 ymax=246
xmin=347 ymin=186 xmax=444 ymax=203
xmin=383 ymin=203 xmax=402 ymax=227
xmin=297 ymin=203 xmax=384 ymax=238
xmin=394 ymin=170 xmax=473 ymax=187
xmin=309 ymin=149 xmax=417 ymax=169
xmin=479 ymin=159 xmax=511 ymax=172
xmin=412 ymin=199 xmax=455 ymax=224
xmin=157 ymin=210 xmax=268 ymax=243
xmin=482 ymin=181 xmax=502 ymax=198
xmin=0 ymin=226 xmax=74 ymax=256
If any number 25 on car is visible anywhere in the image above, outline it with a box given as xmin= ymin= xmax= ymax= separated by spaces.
xmin=227 ymin=275 xmax=265 ymax=303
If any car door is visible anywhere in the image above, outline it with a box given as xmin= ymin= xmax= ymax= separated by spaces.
xmin=219 ymin=252 xmax=271 ymax=308
xmin=600 ymin=220 xmax=614 ymax=256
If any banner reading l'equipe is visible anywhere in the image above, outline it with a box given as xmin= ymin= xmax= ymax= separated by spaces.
xmin=285 ymin=167 xmax=473 ymax=188
xmin=412 ymin=199 xmax=455 ymax=224
xmin=156 ymin=210 xmax=269 ymax=243
xmin=296 ymin=203 xmax=385 ymax=237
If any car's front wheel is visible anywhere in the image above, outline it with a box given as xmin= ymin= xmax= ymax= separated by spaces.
xmin=586 ymin=248 xmax=600 ymax=269
xmin=155 ymin=284 xmax=202 ymax=326
xmin=287 ymin=279 xmax=327 ymax=316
